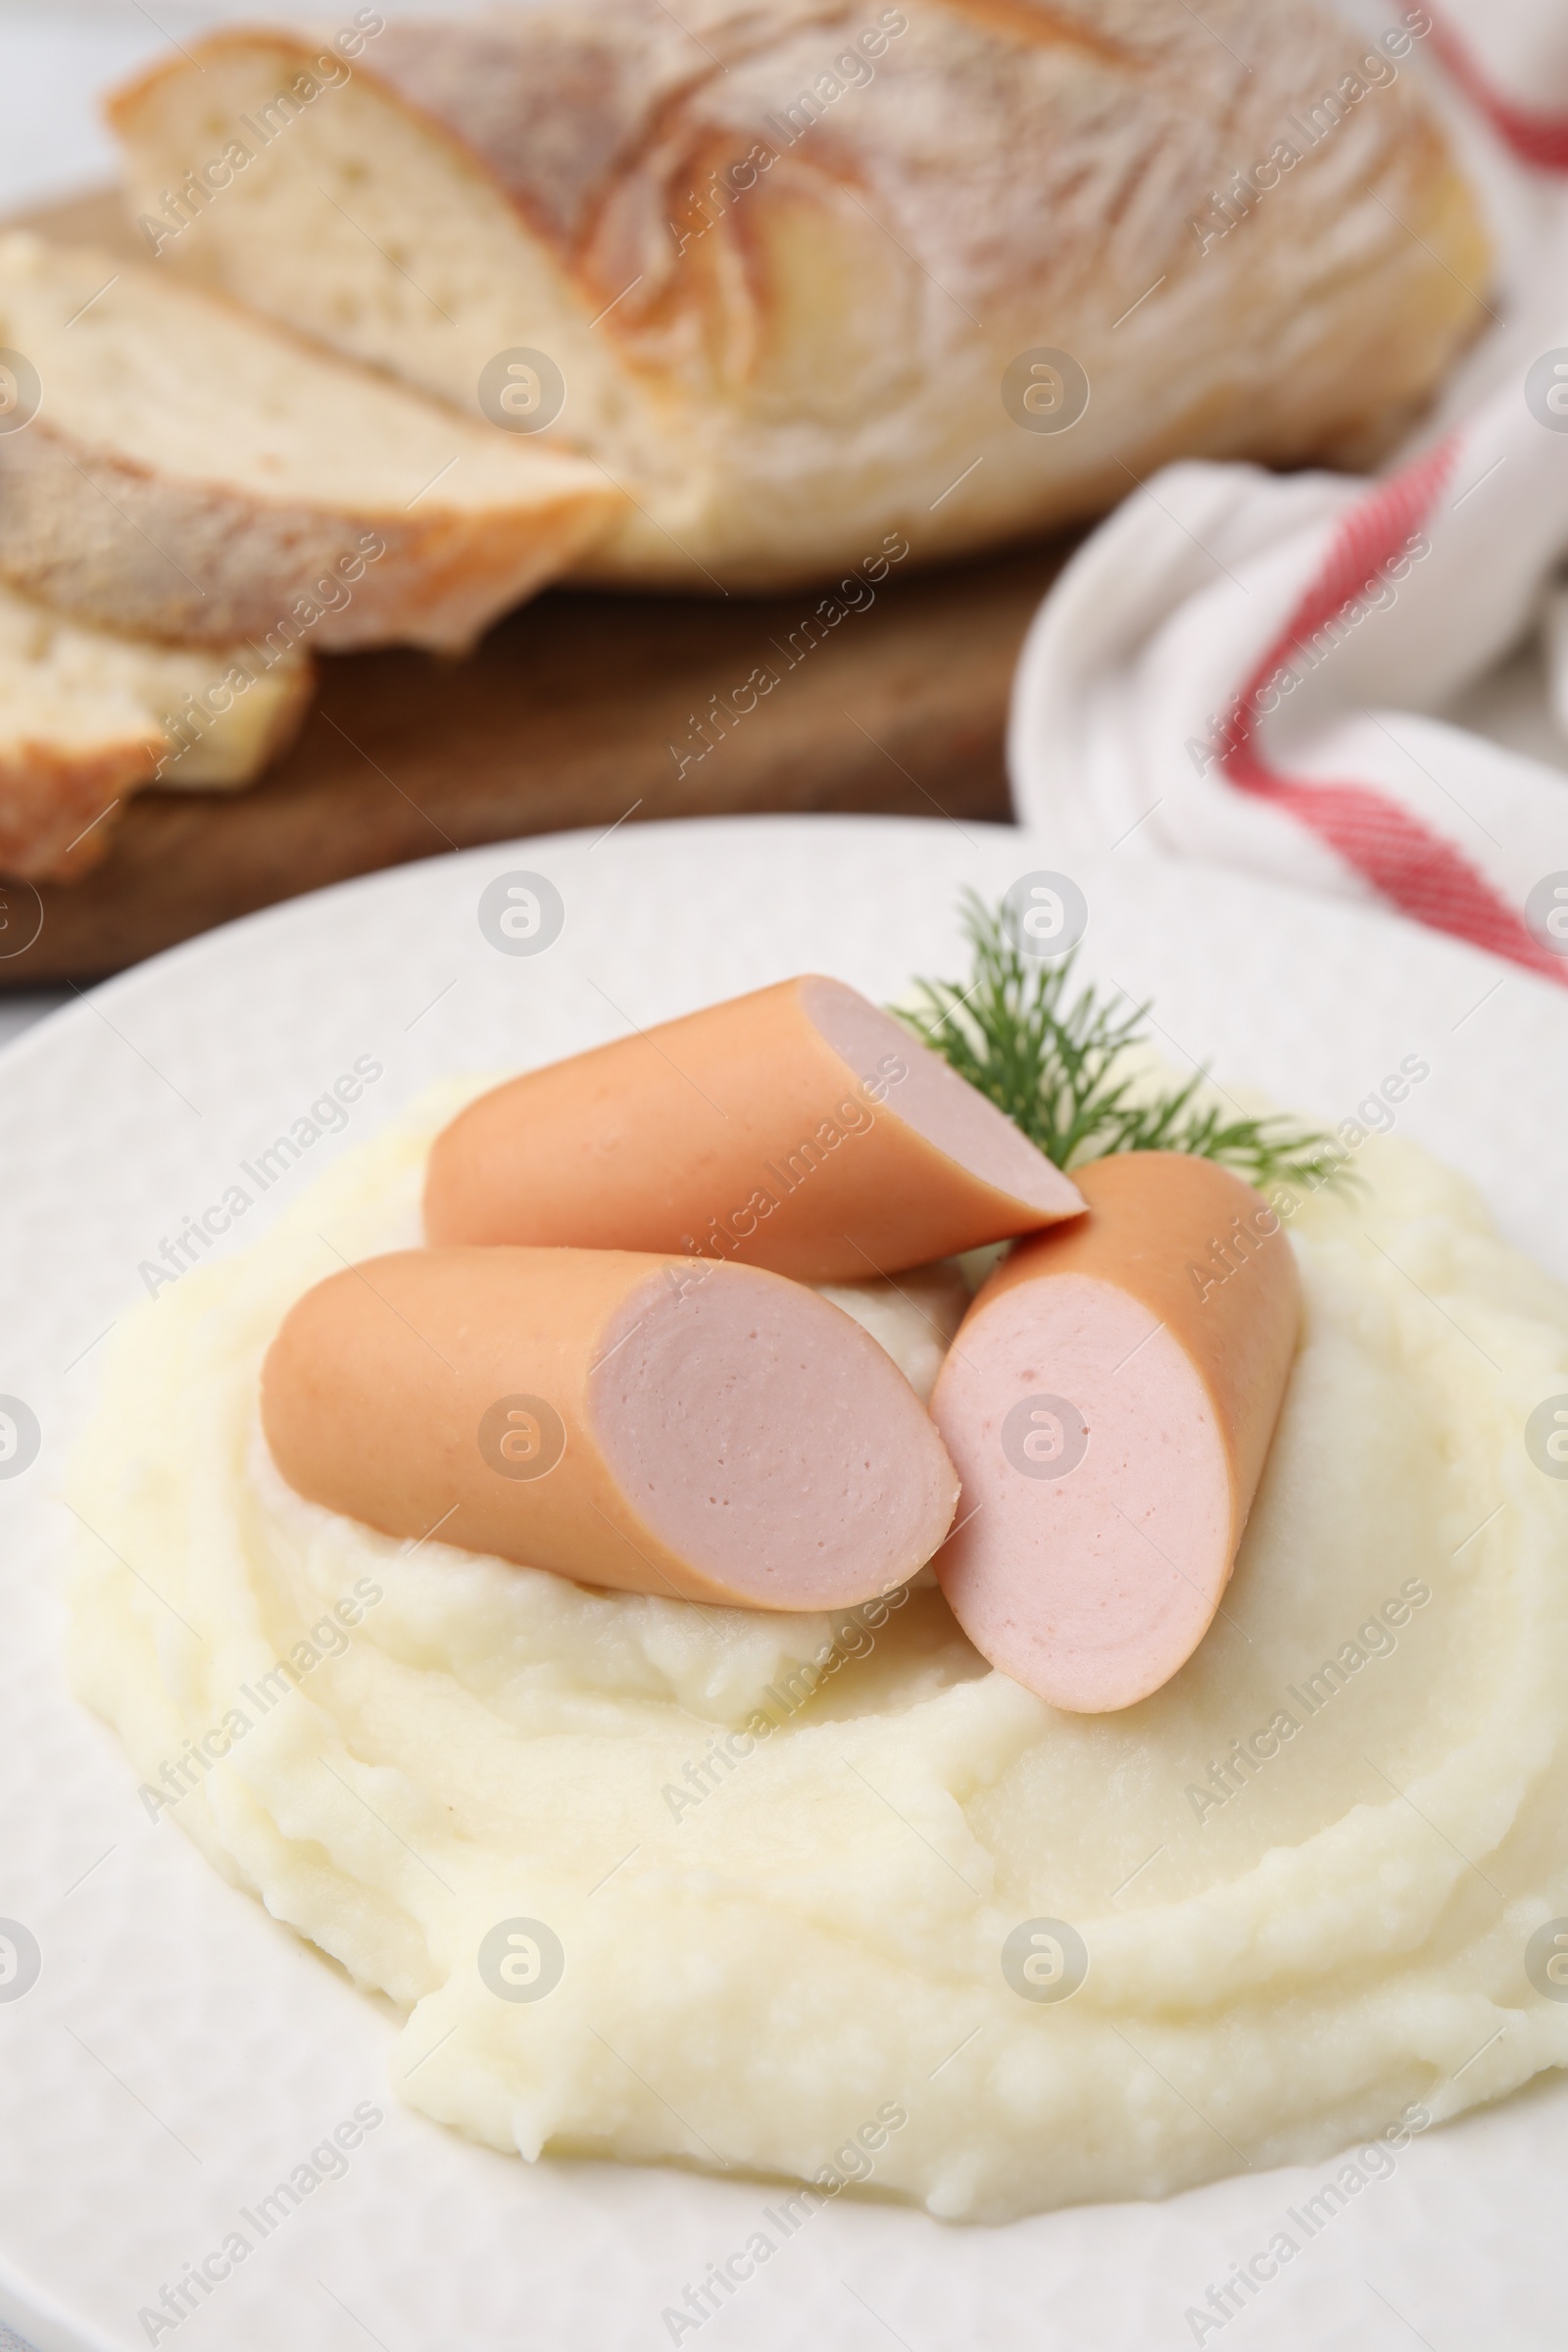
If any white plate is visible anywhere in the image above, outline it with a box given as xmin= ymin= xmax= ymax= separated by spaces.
xmin=1 ymin=814 xmax=1565 ymax=2352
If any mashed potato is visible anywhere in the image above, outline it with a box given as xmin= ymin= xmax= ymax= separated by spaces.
xmin=66 ymin=1082 xmax=1568 ymax=2222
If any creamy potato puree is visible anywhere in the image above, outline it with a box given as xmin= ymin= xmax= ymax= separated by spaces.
xmin=67 ymin=1082 xmax=1568 ymax=2221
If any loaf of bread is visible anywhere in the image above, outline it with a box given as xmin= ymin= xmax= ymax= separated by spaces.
xmin=0 ymin=231 xmax=621 ymax=648
xmin=109 ymin=0 xmax=1489 ymax=592
xmin=0 ymin=580 xmax=311 ymax=881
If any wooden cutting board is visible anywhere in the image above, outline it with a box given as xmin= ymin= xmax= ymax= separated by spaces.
xmin=2 ymin=189 xmax=1072 ymax=985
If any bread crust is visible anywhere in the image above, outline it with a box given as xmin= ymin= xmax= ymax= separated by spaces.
xmin=0 ymin=738 xmax=158 ymax=883
xmin=0 ymin=606 xmax=315 ymax=883
xmin=0 ymin=417 xmax=614 ymax=651
xmin=110 ymin=0 xmax=1493 ymax=590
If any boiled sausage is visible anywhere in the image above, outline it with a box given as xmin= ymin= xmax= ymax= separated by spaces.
xmin=262 ymin=1244 xmax=959 ymax=1608
xmin=929 ymin=1152 xmax=1300 ymax=1710
xmin=422 ymin=976 xmax=1084 ymax=1281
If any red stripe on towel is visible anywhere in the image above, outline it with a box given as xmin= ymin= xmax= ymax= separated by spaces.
xmin=1427 ymin=12 xmax=1568 ymax=172
xmin=1218 ymin=438 xmax=1567 ymax=983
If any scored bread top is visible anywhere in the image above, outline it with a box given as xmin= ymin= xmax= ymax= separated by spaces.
xmin=358 ymin=0 xmax=1483 ymax=385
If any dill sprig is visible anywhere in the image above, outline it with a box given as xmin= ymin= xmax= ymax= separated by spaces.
xmin=900 ymin=892 xmax=1346 ymax=1194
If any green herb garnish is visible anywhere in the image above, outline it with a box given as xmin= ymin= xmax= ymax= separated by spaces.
xmin=900 ymin=892 xmax=1346 ymax=1195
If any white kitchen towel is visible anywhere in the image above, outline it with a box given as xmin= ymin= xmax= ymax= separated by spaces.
xmin=1009 ymin=1 xmax=1568 ymax=984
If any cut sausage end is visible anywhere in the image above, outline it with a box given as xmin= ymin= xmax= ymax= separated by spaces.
xmin=933 ymin=1272 xmax=1235 ymax=1711
xmin=591 ymin=1264 xmax=959 ymax=1609
xmin=801 ymin=977 xmax=1083 ymax=1224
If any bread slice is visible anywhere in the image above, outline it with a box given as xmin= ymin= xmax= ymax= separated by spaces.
xmin=107 ymin=2 xmax=1490 ymax=591
xmin=0 ymin=230 xmax=621 ymax=648
xmin=0 ymin=580 xmax=312 ymax=881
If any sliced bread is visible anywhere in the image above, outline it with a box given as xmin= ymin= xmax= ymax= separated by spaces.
xmin=0 ymin=230 xmax=621 ymax=649
xmin=0 ymin=579 xmax=312 ymax=881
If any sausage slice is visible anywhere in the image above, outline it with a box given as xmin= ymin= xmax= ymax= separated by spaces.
xmin=262 ymin=1245 xmax=958 ymax=1609
xmin=422 ymin=976 xmax=1084 ymax=1281
xmin=929 ymin=1153 xmax=1300 ymax=1711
